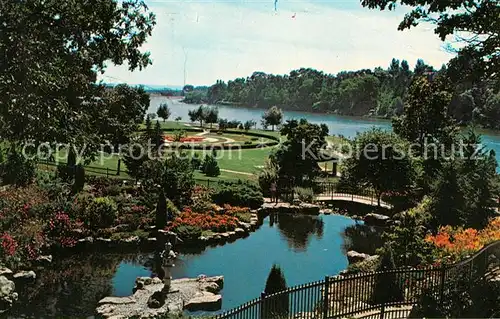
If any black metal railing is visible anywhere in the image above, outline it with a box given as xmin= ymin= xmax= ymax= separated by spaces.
xmin=210 ymin=240 xmax=500 ymax=319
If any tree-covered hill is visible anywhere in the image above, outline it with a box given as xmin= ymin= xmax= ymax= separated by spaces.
xmin=185 ymin=59 xmax=499 ymax=130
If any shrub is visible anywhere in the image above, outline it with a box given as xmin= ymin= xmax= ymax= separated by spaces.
xmin=201 ymin=154 xmax=220 ymax=177
xmin=46 ymin=212 xmax=78 ymax=248
xmin=294 ymin=187 xmax=314 ymax=203
xmin=1 ymin=150 xmax=36 ymax=186
xmin=174 ymin=225 xmax=203 ymax=241
xmin=190 ymin=154 xmax=202 ymax=170
xmin=263 ymin=264 xmax=289 ymax=318
xmin=372 ymin=243 xmax=404 ymax=305
xmin=85 ymin=197 xmax=118 ymax=230
xmin=212 ymin=181 xmax=263 ymax=209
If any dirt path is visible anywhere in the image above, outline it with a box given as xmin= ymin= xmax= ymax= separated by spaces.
xmin=220 ymin=169 xmax=255 ymax=176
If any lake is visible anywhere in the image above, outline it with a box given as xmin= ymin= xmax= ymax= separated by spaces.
xmin=148 ymin=96 xmax=500 ymax=170
xmin=10 ymin=214 xmax=376 ymax=318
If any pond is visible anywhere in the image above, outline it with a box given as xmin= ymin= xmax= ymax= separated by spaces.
xmin=148 ymin=97 xmax=500 ymax=171
xmin=10 ymin=214 xmax=379 ymax=318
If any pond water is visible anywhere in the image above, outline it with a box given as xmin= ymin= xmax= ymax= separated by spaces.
xmin=10 ymin=214 xmax=378 ymax=318
xmin=148 ymin=97 xmax=500 ymax=170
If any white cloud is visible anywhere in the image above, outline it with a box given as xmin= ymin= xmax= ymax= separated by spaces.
xmin=100 ymin=0 xmax=454 ymax=86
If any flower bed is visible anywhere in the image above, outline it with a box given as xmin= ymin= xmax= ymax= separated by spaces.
xmin=164 ymin=135 xmax=205 ymax=143
xmin=425 ymin=217 xmax=500 ymax=263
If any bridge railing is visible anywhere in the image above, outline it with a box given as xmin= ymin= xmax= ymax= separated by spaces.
xmin=210 ymin=240 xmax=500 ymax=319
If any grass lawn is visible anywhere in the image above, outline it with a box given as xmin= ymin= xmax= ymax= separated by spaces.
xmin=33 ymin=122 xmax=347 ymax=183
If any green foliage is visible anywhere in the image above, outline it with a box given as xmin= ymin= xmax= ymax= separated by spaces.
xmin=205 ymin=106 xmax=219 ymax=128
xmin=212 ymin=181 xmax=263 ymax=209
xmin=340 ymin=128 xmax=415 ymax=206
xmin=85 ymin=197 xmax=118 ymax=230
xmin=157 ymin=103 xmax=171 ymax=122
xmin=361 ymin=0 xmax=499 ymax=85
xmin=140 ymin=154 xmax=195 ymax=208
xmin=384 ymin=198 xmax=434 ymax=266
xmin=244 ymin=120 xmax=256 ymax=131
xmin=1 ymin=149 xmax=36 ymax=186
xmin=190 ymin=154 xmax=202 ymax=170
xmin=0 ymin=0 xmax=155 ymax=157
xmin=272 ymin=119 xmax=329 ymax=190
xmin=153 ymin=120 xmax=163 ymax=149
xmin=262 ymin=106 xmax=283 ymax=131
xmin=72 ymin=164 xmax=85 ymax=194
xmin=122 ymin=136 xmax=147 ymax=180
xmin=188 ymin=105 xmax=208 ymax=127
xmin=372 ymin=243 xmax=404 ymax=304
xmin=175 ymin=225 xmax=202 ymax=241
xmin=293 ymin=187 xmax=314 ymax=203
xmin=101 ymin=85 xmax=150 ymax=150
xmin=393 ymin=76 xmax=457 ymax=155
xmin=263 ymin=264 xmax=289 ymax=318
xmin=156 ymin=192 xmax=167 ymax=230
xmin=411 ymin=271 xmax=500 ymax=318
xmin=201 ymin=154 xmax=220 ymax=177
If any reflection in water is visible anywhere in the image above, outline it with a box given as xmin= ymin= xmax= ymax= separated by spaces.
xmin=342 ymin=224 xmax=385 ymax=255
xmin=272 ymin=213 xmax=324 ymax=252
xmin=11 ymin=214 xmax=365 ymax=317
xmin=10 ymin=253 xmax=125 ymax=318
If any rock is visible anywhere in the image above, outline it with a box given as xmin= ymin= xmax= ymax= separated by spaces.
xmin=13 ymin=270 xmax=36 ymax=281
xmin=122 ymin=236 xmax=139 ymax=244
xmin=96 ymin=304 xmax=115 ymax=316
xmin=220 ymin=232 xmax=230 ymax=239
xmin=97 ymin=237 xmax=112 ymax=243
xmin=78 ymin=236 xmax=94 ymax=244
xmin=36 ymin=255 xmax=52 ymax=264
xmin=0 ymin=276 xmax=17 ymax=313
xmin=298 ymin=203 xmax=320 ymax=215
xmin=364 ymin=213 xmax=390 ymax=226
xmin=98 ymin=296 xmax=136 ymax=305
xmin=320 ymin=208 xmax=333 ymax=215
xmin=200 ymin=282 xmax=220 ymax=294
xmin=136 ymin=277 xmax=152 ymax=286
xmin=151 ymin=277 xmax=163 ymax=285
xmin=147 ymin=237 xmax=157 ymax=243
xmin=0 ymin=268 xmax=13 ymax=277
xmin=203 ymin=275 xmax=224 ymax=288
xmin=347 ymin=251 xmax=371 ymax=264
xmin=184 ymin=292 xmax=222 ymax=311
xmin=234 ymin=228 xmax=246 ymax=235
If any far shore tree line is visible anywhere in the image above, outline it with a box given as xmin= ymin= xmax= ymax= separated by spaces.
xmin=182 ymin=59 xmax=499 ymax=130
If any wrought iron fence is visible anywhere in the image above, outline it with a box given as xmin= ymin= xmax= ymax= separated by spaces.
xmin=211 ymin=240 xmax=500 ymax=319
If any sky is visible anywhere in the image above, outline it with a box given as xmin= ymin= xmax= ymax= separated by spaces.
xmin=100 ymin=0 xmax=455 ymax=87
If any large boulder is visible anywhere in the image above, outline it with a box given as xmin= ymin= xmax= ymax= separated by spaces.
xmin=347 ymin=251 xmax=371 ymax=264
xmin=0 ymin=276 xmax=17 ymax=313
xmin=363 ymin=213 xmax=390 ymax=226
xmin=184 ymin=292 xmax=222 ymax=311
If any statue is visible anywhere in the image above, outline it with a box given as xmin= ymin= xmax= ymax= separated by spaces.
xmin=148 ymin=230 xmax=178 ymax=309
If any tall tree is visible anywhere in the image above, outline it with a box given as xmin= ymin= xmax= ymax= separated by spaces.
xmin=205 ymin=107 xmax=219 ymax=129
xmin=0 ymin=0 xmax=155 ymax=160
xmin=263 ymin=264 xmax=289 ymax=318
xmin=262 ymin=106 xmax=283 ymax=131
xmin=101 ymin=84 xmax=150 ymax=151
xmin=340 ymin=128 xmax=415 ymax=206
xmin=272 ymin=119 xmax=329 ymax=189
xmin=393 ymin=76 xmax=457 ymax=155
xmin=360 ymin=0 xmax=499 ymax=84
xmin=157 ymin=103 xmax=171 ymax=122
